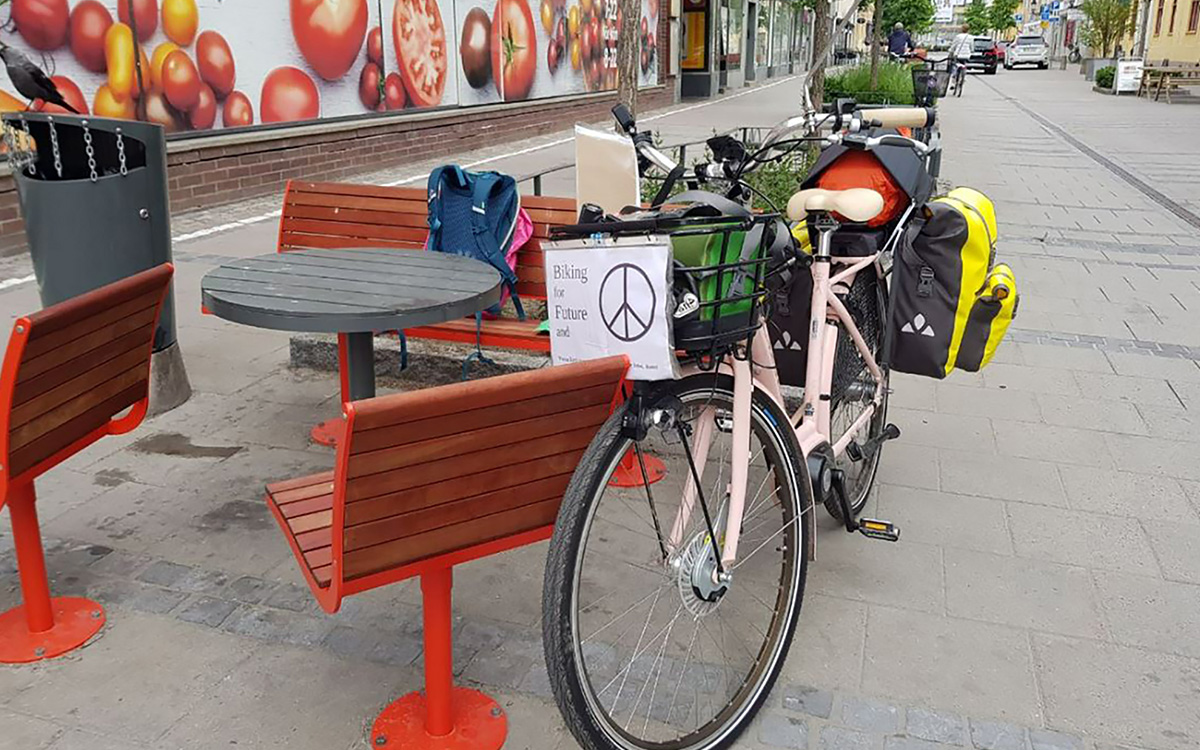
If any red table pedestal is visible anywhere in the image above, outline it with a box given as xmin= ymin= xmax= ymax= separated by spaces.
xmin=609 ymin=448 xmax=667 ymax=487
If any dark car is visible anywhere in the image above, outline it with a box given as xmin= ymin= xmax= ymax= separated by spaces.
xmin=968 ymin=36 xmax=999 ymax=75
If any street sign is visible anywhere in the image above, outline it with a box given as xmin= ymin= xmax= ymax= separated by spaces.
xmin=1015 ymin=12 xmax=1023 ymax=21
xmin=935 ymin=0 xmax=955 ymax=23
xmin=1050 ymin=0 xmax=1061 ymax=9
xmin=1041 ymin=7 xmax=1050 ymax=20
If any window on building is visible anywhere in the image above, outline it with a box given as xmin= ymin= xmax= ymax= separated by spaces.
xmin=1188 ymin=0 xmax=1198 ymax=30
xmin=1169 ymin=0 xmax=1178 ymax=31
xmin=1156 ymin=0 xmax=1165 ymax=32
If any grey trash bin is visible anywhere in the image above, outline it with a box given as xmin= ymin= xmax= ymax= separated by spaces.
xmin=3 ymin=113 xmax=177 ymax=350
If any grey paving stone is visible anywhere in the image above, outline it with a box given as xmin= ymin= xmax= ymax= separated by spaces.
xmin=758 ymin=712 xmax=809 ymax=749
xmin=781 ymin=684 xmax=834 ymax=719
xmin=884 ymin=737 xmax=945 ymax=750
xmin=1142 ymin=520 xmax=1200 ymax=585
xmin=938 ymin=449 xmax=1067 ymax=508
xmin=808 ymin=531 xmax=944 ymax=614
xmin=969 ymin=719 xmax=1028 ymax=750
xmin=875 ymin=487 xmax=1012 ymax=555
xmin=820 ymin=725 xmax=880 ymax=750
xmin=1006 ymin=504 xmax=1160 ymax=576
xmin=226 ymin=575 xmax=275 ymax=603
xmin=86 ymin=550 xmax=152 ymax=578
xmin=135 ymin=560 xmax=192 ymax=588
xmin=89 ymin=579 xmax=187 ymax=615
xmin=1058 ymin=466 xmax=1195 ymax=521
xmin=47 ymin=542 xmax=114 ymax=570
xmin=461 ymin=641 xmax=536 ymax=689
xmin=518 ymin=660 xmax=553 ymax=699
xmin=219 ymin=604 xmax=331 ymax=647
xmin=367 ymin=632 xmax=423 ymax=667
xmin=993 ymin=420 xmax=1114 ymax=469
xmin=1029 ymin=729 xmax=1083 ymax=750
xmin=906 ymin=707 xmax=966 ymax=745
xmin=321 ymin=624 xmax=379 ymax=661
xmin=841 ymin=697 xmax=899 ymax=733
xmin=1090 ymin=571 xmax=1200 ymax=658
xmin=175 ymin=596 xmax=238 ymax=629
xmin=262 ymin=582 xmax=323 ymax=614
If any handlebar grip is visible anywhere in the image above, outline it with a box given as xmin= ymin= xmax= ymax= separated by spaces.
xmin=866 ymin=107 xmax=935 ymax=129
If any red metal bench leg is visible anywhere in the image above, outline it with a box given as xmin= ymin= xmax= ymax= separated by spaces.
xmin=370 ymin=567 xmax=507 ymax=749
xmin=608 ymin=447 xmax=667 ymax=487
xmin=311 ymin=333 xmax=352 ymax=447
xmin=0 ymin=484 xmax=105 ymax=664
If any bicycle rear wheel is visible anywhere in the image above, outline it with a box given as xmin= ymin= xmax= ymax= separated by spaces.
xmin=543 ymin=374 xmax=811 ymax=750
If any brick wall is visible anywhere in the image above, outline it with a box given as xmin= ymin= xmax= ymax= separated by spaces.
xmin=0 ymin=77 xmax=676 ymax=257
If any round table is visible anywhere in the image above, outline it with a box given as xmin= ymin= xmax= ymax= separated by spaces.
xmin=202 ymin=248 xmax=501 ymax=444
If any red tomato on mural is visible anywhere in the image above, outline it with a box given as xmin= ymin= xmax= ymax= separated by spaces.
xmin=393 ymin=0 xmax=448 ymax=108
xmin=162 ymin=49 xmax=201 ymax=112
xmin=196 ymin=31 xmax=236 ymax=99
xmin=492 ymin=0 xmax=536 ymax=101
xmin=190 ymin=84 xmax=217 ymax=129
xmin=261 ymin=66 xmax=320 ymax=123
xmin=291 ymin=0 xmax=369 ymax=81
xmin=384 ymin=72 xmax=407 ymax=110
xmin=117 ymin=0 xmax=158 ymax=41
xmin=223 ymin=91 xmax=254 ymax=127
xmin=359 ymin=62 xmax=382 ymax=109
xmin=13 ymin=0 xmax=69 ymax=51
xmin=35 ymin=75 xmax=88 ymax=115
xmin=69 ymin=1 xmax=113 ymax=72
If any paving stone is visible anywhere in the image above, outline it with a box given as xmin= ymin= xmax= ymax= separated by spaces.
xmin=1006 ymin=504 xmax=1160 ymax=576
xmin=781 ymin=684 xmax=835 ymax=719
xmin=0 ymin=709 xmax=64 ymax=750
xmin=877 ymin=442 xmax=940 ymax=491
xmin=226 ymin=575 xmax=275 ymax=603
xmin=88 ymin=579 xmax=188 ymax=615
xmin=1142 ymin=520 xmax=1200 ymax=585
xmin=808 ymin=531 xmax=944 ymax=614
xmin=43 ymin=729 xmax=151 ymax=750
xmin=262 ymin=582 xmax=323 ymax=614
xmin=518 ymin=660 xmax=553 ymax=699
xmin=889 ymin=408 xmax=997 ymax=454
xmin=1029 ymin=729 xmax=1084 ymax=750
xmin=841 ymin=697 xmax=900 ymax=733
xmin=175 ymin=596 xmax=238 ymax=629
xmin=820 ymin=725 xmax=881 ymax=750
xmin=906 ymin=707 xmax=966 ymax=745
xmin=1058 ymin=466 xmax=1196 ymax=521
xmin=1090 ymin=571 xmax=1200 ymax=658
xmin=134 ymin=560 xmax=192 ymax=588
xmin=47 ymin=542 xmax=114 ymax=571
xmin=875 ymin=487 xmax=1012 ymax=555
xmin=884 ymin=737 xmax=946 ymax=750
xmin=938 ymin=449 xmax=1067 ymax=507
xmin=86 ymin=550 xmax=152 ymax=578
xmin=993 ymin=420 xmax=1114 ymax=469
xmin=367 ymin=632 xmax=423 ymax=667
xmin=461 ymin=641 xmax=537 ymax=689
xmin=780 ymin=594 xmax=867 ymax=692
xmin=321 ymin=624 xmax=379 ymax=661
xmin=982 ymin=363 xmax=1082 ymax=396
xmin=758 ymin=712 xmax=809 ymax=749
xmin=219 ymin=604 xmax=331 ymax=647
xmin=969 ymin=719 xmax=1028 ymax=750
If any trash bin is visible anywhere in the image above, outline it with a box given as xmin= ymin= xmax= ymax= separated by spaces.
xmin=2 ymin=113 xmax=176 ymax=351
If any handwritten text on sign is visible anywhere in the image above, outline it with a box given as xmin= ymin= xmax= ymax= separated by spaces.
xmin=545 ymin=237 xmax=678 ymax=380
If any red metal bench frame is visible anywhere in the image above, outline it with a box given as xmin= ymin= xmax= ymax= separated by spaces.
xmin=0 ymin=264 xmax=174 ymax=663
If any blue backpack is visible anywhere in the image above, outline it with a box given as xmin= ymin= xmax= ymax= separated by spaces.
xmin=426 ymin=165 xmax=525 ymax=320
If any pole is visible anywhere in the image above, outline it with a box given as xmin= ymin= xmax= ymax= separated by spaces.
xmin=421 ymin=568 xmax=455 ymax=737
xmin=9 ymin=485 xmax=54 ymax=634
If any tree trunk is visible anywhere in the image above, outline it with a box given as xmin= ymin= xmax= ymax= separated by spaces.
xmin=869 ymin=0 xmax=882 ymax=90
xmin=617 ymin=0 xmax=640 ymax=119
xmin=810 ymin=0 xmax=832 ymax=107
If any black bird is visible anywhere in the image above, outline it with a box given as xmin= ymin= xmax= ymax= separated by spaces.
xmin=0 ymin=43 xmax=80 ymax=114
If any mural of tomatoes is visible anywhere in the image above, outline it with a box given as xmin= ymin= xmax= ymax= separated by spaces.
xmin=195 ymin=31 xmax=236 ymax=99
xmin=384 ymin=71 xmax=407 ymax=109
xmin=162 ymin=0 xmax=199 ymax=47
xmin=13 ymin=0 xmax=69 ymax=51
xmin=69 ymin=1 xmax=113 ymax=72
xmin=367 ymin=26 xmax=384 ymax=67
xmin=93 ymin=83 xmax=135 ymax=118
xmin=459 ymin=7 xmax=490 ymax=90
xmin=260 ymin=66 xmax=320 ymax=123
xmin=162 ymin=49 xmax=201 ymax=112
xmin=190 ymin=83 xmax=217 ymax=129
xmin=223 ymin=90 xmax=254 ymax=127
xmin=291 ymin=0 xmax=369 ymax=81
xmin=150 ymin=41 xmax=180 ymax=89
xmin=491 ymin=0 xmax=536 ymax=101
xmin=359 ymin=61 xmax=382 ymax=109
xmin=117 ymin=0 xmax=158 ymax=41
xmin=35 ymin=75 xmax=88 ymax=114
xmin=393 ymin=0 xmax=447 ymax=108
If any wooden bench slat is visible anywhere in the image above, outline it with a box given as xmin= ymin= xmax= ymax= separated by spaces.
xmin=295 ymin=524 xmax=333 ymax=551
xmin=17 ymin=309 xmax=158 ymax=385
xmin=282 ymin=218 xmax=428 ymax=245
xmin=283 ymin=203 xmax=429 ymax=229
xmin=351 ymin=381 xmax=616 ymax=454
xmin=287 ymin=191 xmax=428 ymax=214
xmin=272 ymin=482 xmax=336 ymax=509
xmin=290 ymin=181 xmax=420 ymax=199
xmin=10 ymin=345 xmax=152 ymax=428
xmin=9 ymin=364 xmax=148 ymax=452
xmin=267 ymin=470 xmax=335 ymax=495
xmin=343 ymin=497 xmax=561 ymax=580
xmin=344 ymin=454 xmax=581 ymax=527
xmin=9 ymin=382 xmax=146 ymax=477
xmin=349 ymin=403 xmax=610 ymax=479
xmin=350 ymin=357 xmax=627 ymax=430
xmin=20 ymin=290 xmax=161 ymax=362
xmin=23 ymin=265 xmax=170 ymax=337
xmin=279 ymin=493 xmax=335 ymax=520
xmin=280 ymin=233 xmax=420 ymax=251
xmin=343 ymin=475 xmax=569 ymax=552
xmin=346 ymin=425 xmax=597 ymax=503
xmin=290 ymin=510 xmax=334 ymax=536
xmin=304 ymin=545 xmax=333 ymax=570
xmin=14 ymin=324 xmax=153 ymax=404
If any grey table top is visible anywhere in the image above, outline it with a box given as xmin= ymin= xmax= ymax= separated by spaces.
xmin=201 ymin=249 xmax=502 ymax=333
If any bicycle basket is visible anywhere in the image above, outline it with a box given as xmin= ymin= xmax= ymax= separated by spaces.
xmin=912 ymin=66 xmax=951 ymax=99
xmin=551 ymin=212 xmax=782 ymax=358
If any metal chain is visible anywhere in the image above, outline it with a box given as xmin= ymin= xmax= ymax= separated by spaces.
xmin=82 ymin=120 xmax=97 ymax=182
xmin=116 ymin=127 xmax=128 ymax=176
xmin=19 ymin=117 xmax=35 ymax=176
xmin=48 ymin=118 xmax=62 ymax=178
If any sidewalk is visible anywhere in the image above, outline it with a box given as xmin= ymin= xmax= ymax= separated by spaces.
xmin=2 ymin=69 xmax=1199 ymax=750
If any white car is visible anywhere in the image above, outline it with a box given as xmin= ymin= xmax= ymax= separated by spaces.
xmin=1004 ymin=35 xmax=1049 ymax=69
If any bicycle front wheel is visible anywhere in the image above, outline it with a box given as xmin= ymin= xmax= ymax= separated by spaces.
xmin=543 ymin=374 xmax=811 ymax=750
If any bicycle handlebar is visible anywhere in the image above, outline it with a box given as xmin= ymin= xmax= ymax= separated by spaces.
xmin=862 ymin=107 xmax=936 ymax=129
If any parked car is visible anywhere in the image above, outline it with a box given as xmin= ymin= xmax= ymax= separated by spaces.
xmin=996 ymin=41 xmax=1010 ymax=62
xmin=1004 ymin=35 xmax=1049 ymax=69
xmin=968 ymin=36 xmax=1000 ymax=75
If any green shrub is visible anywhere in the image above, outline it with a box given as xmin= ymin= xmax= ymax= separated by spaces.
xmin=824 ymin=62 xmax=916 ymax=105
xmin=1094 ymin=65 xmax=1116 ymax=90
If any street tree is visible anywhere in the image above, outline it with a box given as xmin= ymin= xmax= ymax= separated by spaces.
xmin=809 ymin=0 xmax=833 ymax=107
xmin=881 ymin=0 xmax=937 ymax=33
xmin=964 ymin=0 xmax=992 ymax=33
xmin=989 ymin=0 xmax=1021 ymax=34
xmin=870 ymin=0 xmax=883 ymax=90
xmin=1078 ymin=0 xmax=1130 ymax=56
xmin=616 ymin=0 xmax=639 ymax=116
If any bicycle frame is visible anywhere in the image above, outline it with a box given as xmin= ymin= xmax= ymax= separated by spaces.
xmin=668 ymin=217 xmax=889 ymax=568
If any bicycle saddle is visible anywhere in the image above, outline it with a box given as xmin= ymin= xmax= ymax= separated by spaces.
xmin=786 ymin=188 xmax=885 ymax=224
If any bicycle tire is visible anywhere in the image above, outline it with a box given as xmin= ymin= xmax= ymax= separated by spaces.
xmin=824 ymin=270 xmax=890 ymax=522
xmin=543 ymin=374 xmax=810 ymax=750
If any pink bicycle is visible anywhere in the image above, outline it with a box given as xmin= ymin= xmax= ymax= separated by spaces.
xmin=542 ymin=104 xmax=936 ymax=750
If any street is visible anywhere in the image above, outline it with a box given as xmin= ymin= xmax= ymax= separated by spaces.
xmin=2 ymin=66 xmax=1200 ymax=750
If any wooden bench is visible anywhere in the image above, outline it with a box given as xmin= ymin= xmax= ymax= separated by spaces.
xmin=264 ymin=355 xmax=628 ymax=749
xmin=0 ymin=264 xmax=174 ymax=663
xmin=1138 ymin=62 xmax=1200 ymax=103
xmin=279 ymin=180 xmax=577 ymax=353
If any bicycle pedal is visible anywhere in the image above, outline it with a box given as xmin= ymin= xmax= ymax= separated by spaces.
xmin=857 ymin=518 xmax=900 ymax=542
xmin=846 ymin=442 xmax=863 ymax=462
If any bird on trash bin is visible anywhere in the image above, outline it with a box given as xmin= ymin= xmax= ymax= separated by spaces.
xmin=0 ymin=43 xmax=80 ymax=115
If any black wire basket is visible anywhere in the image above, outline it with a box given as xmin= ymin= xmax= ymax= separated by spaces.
xmin=912 ymin=65 xmax=951 ymax=102
xmin=550 ymin=212 xmax=783 ymax=363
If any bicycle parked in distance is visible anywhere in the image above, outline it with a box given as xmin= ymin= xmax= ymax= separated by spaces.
xmin=541 ymin=95 xmax=939 ymax=750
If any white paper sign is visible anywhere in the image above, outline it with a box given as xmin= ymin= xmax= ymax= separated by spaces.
xmin=545 ymin=237 xmax=679 ymax=381
xmin=1116 ymin=59 xmax=1144 ymax=93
